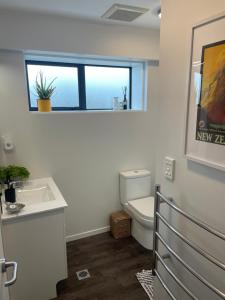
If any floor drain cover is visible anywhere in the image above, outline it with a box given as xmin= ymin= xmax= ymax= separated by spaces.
xmin=76 ymin=269 xmax=91 ymax=280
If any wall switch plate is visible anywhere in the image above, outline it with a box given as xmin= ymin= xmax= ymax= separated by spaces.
xmin=164 ymin=157 xmax=175 ymax=181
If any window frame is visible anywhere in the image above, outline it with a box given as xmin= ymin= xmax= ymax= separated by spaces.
xmin=25 ymin=60 xmax=83 ymax=111
xmin=25 ymin=60 xmax=132 ymax=111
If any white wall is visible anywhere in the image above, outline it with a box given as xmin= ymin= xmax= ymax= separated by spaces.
xmin=0 ymin=9 xmax=159 ymax=60
xmin=155 ymin=1 xmax=225 ymax=299
xmin=0 ymin=10 xmax=159 ymax=239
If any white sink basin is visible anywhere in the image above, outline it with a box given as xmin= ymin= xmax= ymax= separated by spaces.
xmin=16 ymin=182 xmax=54 ymax=205
xmin=2 ymin=177 xmax=67 ymax=222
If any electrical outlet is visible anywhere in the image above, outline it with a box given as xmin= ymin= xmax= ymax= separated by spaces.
xmin=164 ymin=157 xmax=175 ymax=181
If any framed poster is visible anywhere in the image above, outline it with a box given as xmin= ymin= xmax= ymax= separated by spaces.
xmin=185 ymin=12 xmax=225 ymax=171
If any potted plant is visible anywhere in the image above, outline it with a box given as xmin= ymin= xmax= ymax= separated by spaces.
xmin=0 ymin=167 xmax=6 ymax=211
xmin=1 ymin=165 xmax=30 ymax=203
xmin=0 ymin=167 xmax=6 ymax=184
xmin=34 ymin=71 xmax=56 ymax=112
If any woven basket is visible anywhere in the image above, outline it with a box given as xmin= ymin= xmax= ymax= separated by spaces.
xmin=110 ymin=210 xmax=131 ymax=239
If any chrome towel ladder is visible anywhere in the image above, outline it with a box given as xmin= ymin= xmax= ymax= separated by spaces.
xmin=152 ymin=185 xmax=225 ymax=300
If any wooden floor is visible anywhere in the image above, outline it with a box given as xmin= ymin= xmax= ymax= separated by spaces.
xmin=53 ymin=232 xmax=152 ymax=300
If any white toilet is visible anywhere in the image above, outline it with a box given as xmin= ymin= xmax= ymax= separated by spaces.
xmin=119 ymin=169 xmax=154 ymax=250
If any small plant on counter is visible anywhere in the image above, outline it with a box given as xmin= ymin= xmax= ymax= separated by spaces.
xmin=0 ymin=167 xmax=6 ymax=211
xmin=0 ymin=167 xmax=6 ymax=184
xmin=0 ymin=166 xmax=6 ymax=195
xmin=4 ymin=165 xmax=30 ymax=184
xmin=34 ymin=71 xmax=57 ymax=112
xmin=1 ymin=165 xmax=30 ymax=203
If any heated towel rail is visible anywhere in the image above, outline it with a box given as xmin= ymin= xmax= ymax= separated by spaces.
xmin=152 ymin=185 xmax=225 ymax=300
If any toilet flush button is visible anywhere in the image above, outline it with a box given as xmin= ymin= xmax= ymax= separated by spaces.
xmin=164 ymin=157 xmax=175 ymax=181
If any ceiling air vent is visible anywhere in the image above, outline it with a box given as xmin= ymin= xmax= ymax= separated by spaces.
xmin=102 ymin=4 xmax=149 ymax=22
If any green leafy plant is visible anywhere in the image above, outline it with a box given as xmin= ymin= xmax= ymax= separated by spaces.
xmin=0 ymin=167 xmax=6 ymax=183
xmin=5 ymin=165 xmax=30 ymax=182
xmin=0 ymin=166 xmax=30 ymax=203
xmin=34 ymin=71 xmax=57 ymax=100
xmin=0 ymin=165 xmax=30 ymax=188
xmin=0 ymin=167 xmax=6 ymax=197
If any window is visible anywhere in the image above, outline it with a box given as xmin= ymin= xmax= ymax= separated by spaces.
xmin=25 ymin=56 xmax=146 ymax=111
xmin=26 ymin=61 xmax=80 ymax=110
xmin=85 ymin=66 xmax=130 ymax=110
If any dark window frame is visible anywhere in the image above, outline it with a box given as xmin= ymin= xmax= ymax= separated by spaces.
xmin=25 ymin=60 xmax=82 ymax=111
xmin=25 ymin=60 xmax=132 ymax=111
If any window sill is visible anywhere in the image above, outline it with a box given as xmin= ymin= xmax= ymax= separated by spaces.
xmin=29 ymin=109 xmax=145 ymax=114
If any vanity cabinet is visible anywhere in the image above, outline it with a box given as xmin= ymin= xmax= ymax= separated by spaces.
xmin=1 ymin=177 xmax=68 ymax=300
xmin=2 ymin=208 xmax=68 ymax=300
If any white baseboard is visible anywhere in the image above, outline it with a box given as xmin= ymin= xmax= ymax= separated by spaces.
xmin=66 ymin=226 xmax=110 ymax=242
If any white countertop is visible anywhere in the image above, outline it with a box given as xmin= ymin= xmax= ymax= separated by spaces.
xmin=1 ymin=177 xmax=67 ymax=222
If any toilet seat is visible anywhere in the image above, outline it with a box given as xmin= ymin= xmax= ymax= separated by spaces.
xmin=124 ymin=196 xmax=154 ymax=229
xmin=123 ymin=196 xmax=154 ymax=248
xmin=128 ymin=196 xmax=154 ymax=220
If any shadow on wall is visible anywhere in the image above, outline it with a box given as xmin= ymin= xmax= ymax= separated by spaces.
xmin=187 ymin=160 xmax=225 ymax=184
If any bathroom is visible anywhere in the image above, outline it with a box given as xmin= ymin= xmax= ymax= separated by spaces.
xmin=1 ymin=0 xmax=225 ymax=300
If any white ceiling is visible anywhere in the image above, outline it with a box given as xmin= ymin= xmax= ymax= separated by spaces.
xmin=0 ymin=0 xmax=160 ymax=28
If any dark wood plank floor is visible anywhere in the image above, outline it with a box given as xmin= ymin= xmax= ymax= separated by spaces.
xmin=53 ymin=232 xmax=153 ymax=300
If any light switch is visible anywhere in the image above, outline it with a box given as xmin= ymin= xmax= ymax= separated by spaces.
xmin=164 ymin=157 xmax=175 ymax=181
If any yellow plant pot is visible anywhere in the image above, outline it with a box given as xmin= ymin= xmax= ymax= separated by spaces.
xmin=37 ymin=99 xmax=51 ymax=112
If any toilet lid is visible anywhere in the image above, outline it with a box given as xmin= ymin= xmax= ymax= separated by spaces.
xmin=128 ymin=197 xmax=154 ymax=220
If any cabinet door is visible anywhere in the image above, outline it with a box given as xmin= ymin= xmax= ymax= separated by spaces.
xmin=2 ymin=209 xmax=67 ymax=300
xmin=0 ymin=214 xmax=9 ymax=300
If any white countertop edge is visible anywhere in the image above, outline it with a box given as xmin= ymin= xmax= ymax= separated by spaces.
xmin=1 ymin=177 xmax=68 ymax=222
xmin=2 ymin=203 xmax=67 ymax=223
